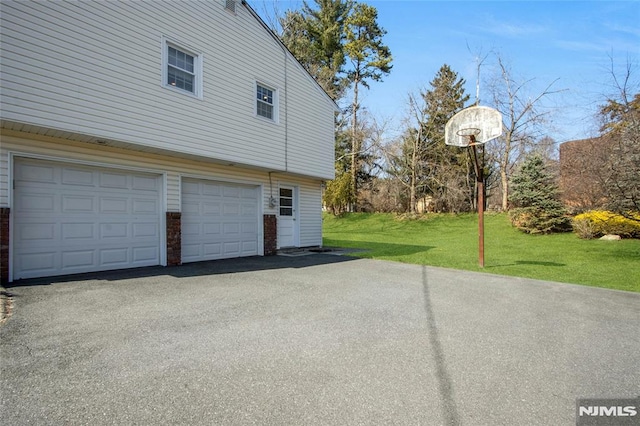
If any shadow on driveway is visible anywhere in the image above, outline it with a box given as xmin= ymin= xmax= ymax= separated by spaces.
xmin=6 ymin=253 xmax=356 ymax=288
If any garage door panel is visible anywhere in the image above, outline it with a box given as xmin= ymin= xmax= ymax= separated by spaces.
xmin=223 ymin=186 xmax=240 ymax=197
xmin=132 ymin=246 xmax=159 ymax=263
xmin=101 ymin=248 xmax=128 ymax=265
xmin=223 ymin=203 xmax=239 ymax=216
xmin=132 ymin=175 xmax=159 ymax=191
xmin=223 ymin=222 xmax=240 ymax=235
xmin=62 ymin=250 xmax=95 ymax=269
xmin=181 ymin=178 xmax=259 ymax=263
xmin=223 ymin=242 xmax=240 ymax=255
xmin=100 ymin=223 xmax=128 ymax=238
xmin=16 ymin=163 xmax=56 ymax=183
xmin=203 ymin=243 xmax=222 ymax=257
xmin=18 ymin=222 xmax=56 ymax=241
xmin=18 ymin=252 xmax=56 ymax=273
xmin=62 ymin=168 xmax=95 ymax=186
xmin=242 ymin=204 xmax=258 ymax=216
xmin=133 ymin=223 xmax=158 ymax=238
xmin=16 ymin=192 xmax=56 ymax=212
xmin=242 ymin=222 xmax=257 ymax=233
xmin=202 ymin=223 xmax=221 ymax=235
xmin=100 ymin=197 xmax=128 ymax=213
xmin=242 ymin=241 xmax=258 ymax=253
xmin=62 ymin=222 xmax=94 ymax=240
xmin=182 ymin=223 xmax=200 ymax=236
xmin=100 ymin=172 xmax=128 ymax=188
xmin=182 ymin=180 xmax=199 ymax=194
xmin=202 ymin=182 xmax=221 ymax=196
xmin=62 ymin=195 xmax=94 ymax=213
xmin=203 ymin=202 xmax=221 ymax=216
xmin=13 ymin=159 xmax=162 ymax=280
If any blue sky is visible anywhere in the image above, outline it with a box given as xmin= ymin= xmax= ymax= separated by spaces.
xmin=257 ymin=1 xmax=640 ymax=143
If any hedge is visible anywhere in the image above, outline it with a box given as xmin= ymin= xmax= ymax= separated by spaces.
xmin=572 ymin=210 xmax=640 ymax=239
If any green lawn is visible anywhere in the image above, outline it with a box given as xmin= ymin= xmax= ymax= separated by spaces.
xmin=322 ymin=213 xmax=640 ymax=292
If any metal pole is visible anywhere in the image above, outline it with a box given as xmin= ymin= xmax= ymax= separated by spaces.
xmin=470 ymin=140 xmax=485 ymax=268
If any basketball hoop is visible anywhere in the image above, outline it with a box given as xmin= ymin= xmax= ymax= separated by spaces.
xmin=444 ymin=106 xmax=503 ymax=268
xmin=445 ymin=106 xmax=503 ymax=147
xmin=455 ymin=128 xmax=481 ymax=146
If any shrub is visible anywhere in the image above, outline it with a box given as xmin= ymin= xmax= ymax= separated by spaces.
xmin=572 ymin=210 xmax=640 ymax=239
xmin=509 ymin=207 xmax=572 ymax=234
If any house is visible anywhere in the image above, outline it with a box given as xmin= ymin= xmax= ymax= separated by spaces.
xmin=0 ymin=0 xmax=336 ymax=282
xmin=559 ymin=136 xmax=614 ymax=211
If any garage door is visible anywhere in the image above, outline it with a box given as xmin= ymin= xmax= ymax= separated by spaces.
xmin=181 ymin=178 xmax=259 ymax=262
xmin=13 ymin=158 xmax=162 ymax=280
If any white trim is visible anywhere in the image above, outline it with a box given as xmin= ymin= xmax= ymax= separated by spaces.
xmin=277 ymin=183 xmax=299 ymax=248
xmin=255 ymin=80 xmax=279 ymax=124
xmin=9 ymin=152 xmax=168 ymax=184
xmin=161 ymin=35 xmax=204 ymax=100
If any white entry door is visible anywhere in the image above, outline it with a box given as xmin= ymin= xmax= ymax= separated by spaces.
xmin=277 ymin=185 xmax=298 ymax=248
xmin=181 ymin=178 xmax=259 ymax=262
xmin=12 ymin=158 xmax=162 ymax=280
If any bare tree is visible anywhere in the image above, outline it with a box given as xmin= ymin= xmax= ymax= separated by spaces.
xmin=486 ymin=54 xmax=564 ymax=210
xmin=598 ymin=57 xmax=640 ymax=216
xmin=383 ymin=93 xmax=428 ymax=214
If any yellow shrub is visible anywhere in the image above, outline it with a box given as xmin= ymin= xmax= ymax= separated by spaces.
xmin=572 ymin=210 xmax=640 ymax=239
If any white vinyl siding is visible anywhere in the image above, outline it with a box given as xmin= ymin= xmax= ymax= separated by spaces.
xmin=298 ymin=180 xmax=324 ymax=247
xmin=0 ymin=1 xmax=335 ymax=179
xmin=1 ymin=133 xmax=325 ymax=236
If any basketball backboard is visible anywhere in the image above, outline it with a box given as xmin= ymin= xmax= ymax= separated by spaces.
xmin=445 ymin=106 xmax=503 ymax=147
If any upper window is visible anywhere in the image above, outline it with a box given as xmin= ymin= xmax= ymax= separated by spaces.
xmin=256 ymin=83 xmax=276 ymax=121
xmin=162 ymin=38 xmax=203 ymax=99
xmin=168 ymin=46 xmax=194 ymax=92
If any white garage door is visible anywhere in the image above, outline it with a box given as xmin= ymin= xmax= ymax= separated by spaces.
xmin=181 ymin=178 xmax=259 ymax=262
xmin=13 ymin=158 xmax=162 ymax=280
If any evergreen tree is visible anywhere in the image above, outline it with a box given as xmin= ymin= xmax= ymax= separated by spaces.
xmin=509 ymin=153 xmax=571 ymax=233
xmin=279 ymin=0 xmax=352 ymax=101
xmin=344 ymin=2 xmax=392 ymax=210
xmin=420 ymin=64 xmax=471 ymax=212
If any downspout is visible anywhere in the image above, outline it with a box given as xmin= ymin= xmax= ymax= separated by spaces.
xmin=281 ymin=44 xmax=288 ymax=172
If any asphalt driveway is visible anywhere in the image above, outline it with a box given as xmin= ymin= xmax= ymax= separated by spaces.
xmin=1 ymin=254 xmax=639 ymax=425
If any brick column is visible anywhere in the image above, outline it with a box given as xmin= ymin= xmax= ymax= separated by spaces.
xmin=263 ymin=214 xmax=277 ymax=256
xmin=166 ymin=212 xmax=182 ymax=266
xmin=1 ymin=208 xmax=9 ymax=284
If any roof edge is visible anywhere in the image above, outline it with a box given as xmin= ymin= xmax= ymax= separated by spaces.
xmin=240 ymin=0 xmax=339 ymax=111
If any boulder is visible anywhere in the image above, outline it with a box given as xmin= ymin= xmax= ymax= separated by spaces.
xmin=600 ymin=234 xmax=622 ymax=241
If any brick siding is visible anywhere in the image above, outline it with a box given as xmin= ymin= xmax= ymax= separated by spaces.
xmin=0 ymin=208 xmax=9 ymax=284
xmin=263 ymin=214 xmax=277 ymax=256
xmin=166 ymin=212 xmax=182 ymax=266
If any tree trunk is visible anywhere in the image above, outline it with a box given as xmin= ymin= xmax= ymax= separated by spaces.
xmin=410 ymin=166 xmax=416 ymax=214
xmin=501 ymin=131 xmax=512 ymax=211
xmin=351 ymin=75 xmax=360 ymax=212
xmin=409 ymin=125 xmax=423 ymax=214
xmin=501 ymin=168 xmax=509 ymax=211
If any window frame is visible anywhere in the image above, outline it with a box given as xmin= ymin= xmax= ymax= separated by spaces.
xmin=255 ymin=81 xmax=278 ymax=123
xmin=161 ymin=36 xmax=203 ymax=100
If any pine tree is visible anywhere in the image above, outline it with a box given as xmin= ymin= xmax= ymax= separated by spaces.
xmin=509 ymin=153 xmax=571 ymax=233
xmin=420 ymin=64 xmax=471 ymax=212
xmin=344 ymin=2 xmax=392 ymax=210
